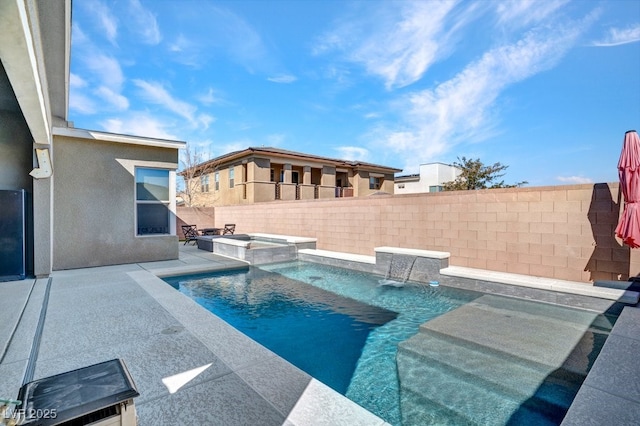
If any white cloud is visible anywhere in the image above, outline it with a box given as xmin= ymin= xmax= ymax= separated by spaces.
xmin=197 ymin=114 xmax=216 ymax=130
xmin=100 ymin=113 xmax=177 ymax=140
xmin=373 ymin=20 xmax=590 ymax=171
xmin=218 ymin=8 xmax=269 ymax=69
xmin=95 ymin=86 xmax=129 ymax=110
xmin=168 ymin=34 xmax=189 ymax=53
xmin=496 ymin=0 xmax=569 ymax=28
xmin=267 ymin=74 xmax=297 ymax=84
xmin=70 ymin=73 xmax=87 ymax=89
xmin=133 ymin=79 xmax=198 ymax=126
xmin=335 ymin=146 xmax=370 ymax=161
xmin=314 ymin=1 xmax=462 ymax=89
xmin=322 ymin=65 xmax=352 ymax=89
xmin=556 ymin=176 xmax=593 ymax=184
xmin=592 ymin=24 xmax=640 ymax=47
xmin=84 ymin=53 xmax=125 ymax=91
xmin=84 ymin=0 xmax=118 ymax=44
xmin=72 ymin=23 xmax=89 ymax=45
xmin=167 ymin=34 xmax=204 ymax=68
xmin=69 ymin=92 xmax=97 ymax=115
xmin=127 ymin=0 xmax=161 ymax=45
xmin=197 ymin=87 xmax=219 ymax=105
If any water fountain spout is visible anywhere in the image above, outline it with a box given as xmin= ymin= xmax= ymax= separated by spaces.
xmin=378 ymin=254 xmax=417 ymax=287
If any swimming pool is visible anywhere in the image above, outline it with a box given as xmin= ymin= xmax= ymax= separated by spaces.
xmin=163 ymin=261 xmax=616 ymax=425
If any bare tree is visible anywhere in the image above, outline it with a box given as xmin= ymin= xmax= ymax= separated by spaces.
xmin=178 ymin=144 xmax=216 ymax=207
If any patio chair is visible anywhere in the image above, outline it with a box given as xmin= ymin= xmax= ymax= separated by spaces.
xmin=223 ymin=224 xmax=236 ymax=235
xmin=181 ymin=224 xmax=200 ymax=245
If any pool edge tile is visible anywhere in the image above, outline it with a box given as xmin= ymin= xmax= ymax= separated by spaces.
xmin=284 ymin=379 xmax=389 ymax=426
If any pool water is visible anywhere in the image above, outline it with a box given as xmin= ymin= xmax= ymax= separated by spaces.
xmin=164 ymin=266 xmax=397 ymax=393
xmin=164 ymin=261 xmax=616 ymax=426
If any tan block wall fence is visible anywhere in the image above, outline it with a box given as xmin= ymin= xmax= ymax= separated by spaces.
xmin=179 ymin=182 xmax=640 ymax=284
xmin=177 ymin=207 xmax=217 ymax=239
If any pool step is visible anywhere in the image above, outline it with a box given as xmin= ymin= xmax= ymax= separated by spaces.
xmin=420 ymin=294 xmax=608 ymax=374
xmin=396 ymin=294 xmax=607 ymax=425
xmin=397 ymin=356 xmax=562 ymax=426
xmin=399 ymin=329 xmax=583 ymax=405
xmin=397 ymin=331 xmax=580 ymax=424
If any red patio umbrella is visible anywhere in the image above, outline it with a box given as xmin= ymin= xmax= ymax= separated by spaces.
xmin=615 ymin=130 xmax=640 ymax=248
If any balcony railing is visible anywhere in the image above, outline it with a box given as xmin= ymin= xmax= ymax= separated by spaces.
xmin=335 ymin=187 xmax=354 ymax=198
xmin=269 ymin=182 xmax=351 ymax=200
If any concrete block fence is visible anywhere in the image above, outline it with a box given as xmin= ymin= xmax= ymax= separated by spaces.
xmin=178 ymin=182 xmax=636 ymax=284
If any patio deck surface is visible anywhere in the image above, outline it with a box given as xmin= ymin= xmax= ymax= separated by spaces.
xmin=0 ymin=244 xmax=388 ymax=426
xmin=1 ymin=243 xmax=639 ymax=425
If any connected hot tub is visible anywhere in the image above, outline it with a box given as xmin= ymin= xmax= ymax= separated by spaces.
xmin=196 ymin=233 xmax=316 ymax=264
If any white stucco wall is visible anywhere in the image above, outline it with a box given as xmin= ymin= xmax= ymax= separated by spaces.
xmin=395 ymin=163 xmax=461 ymax=194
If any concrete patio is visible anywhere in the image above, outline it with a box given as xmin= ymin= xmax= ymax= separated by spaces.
xmin=1 ymin=243 xmax=639 ymax=425
xmin=0 ymin=244 xmax=388 ymax=426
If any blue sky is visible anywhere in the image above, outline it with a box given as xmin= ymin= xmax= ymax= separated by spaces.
xmin=70 ymin=0 xmax=640 ymax=187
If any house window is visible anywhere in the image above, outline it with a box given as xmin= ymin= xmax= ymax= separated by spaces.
xmin=429 ymin=185 xmax=443 ymax=192
xmin=136 ymin=168 xmax=170 ymax=235
xmin=214 ymin=172 xmax=219 ymax=191
xmin=200 ymin=175 xmax=209 ymax=192
xmin=229 ymin=167 xmax=235 ymax=188
xmin=369 ymin=176 xmax=382 ymax=190
xmin=292 ymin=171 xmax=299 ymax=184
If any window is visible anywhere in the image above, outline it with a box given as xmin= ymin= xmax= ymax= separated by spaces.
xmin=292 ymin=171 xmax=299 ymax=184
xmin=429 ymin=185 xmax=443 ymax=193
xmin=229 ymin=167 xmax=235 ymax=188
xmin=369 ymin=176 xmax=382 ymax=190
xmin=200 ymin=175 xmax=209 ymax=192
xmin=214 ymin=172 xmax=219 ymax=191
xmin=136 ymin=168 xmax=170 ymax=235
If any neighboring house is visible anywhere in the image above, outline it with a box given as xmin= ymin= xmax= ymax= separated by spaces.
xmin=394 ymin=162 xmax=462 ymax=194
xmin=0 ymin=0 xmax=185 ymax=277
xmin=181 ymin=147 xmax=402 ymax=206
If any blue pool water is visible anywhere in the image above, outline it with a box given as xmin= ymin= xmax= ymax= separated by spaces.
xmin=164 ymin=266 xmax=397 ymax=393
xmin=164 ymin=261 xmax=616 ymax=426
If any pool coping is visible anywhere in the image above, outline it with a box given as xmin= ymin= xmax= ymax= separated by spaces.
xmin=440 ymin=266 xmax=639 ymax=304
xmin=298 ymin=247 xmax=640 ymax=306
xmin=132 ymin=267 xmax=389 ymax=426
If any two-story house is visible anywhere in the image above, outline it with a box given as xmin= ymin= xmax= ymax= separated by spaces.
xmin=182 ymin=147 xmax=402 ymax=206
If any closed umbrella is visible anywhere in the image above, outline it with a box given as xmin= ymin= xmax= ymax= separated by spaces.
xmin=615 ymin=130 xmax=640 ymax=248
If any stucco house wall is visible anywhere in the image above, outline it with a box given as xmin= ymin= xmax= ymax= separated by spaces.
xmin=353 ymin=170 xmax=396 ymax=195
xmin=52 ymin=134 xmax=180 ymax=269
xmin=395 ymin=163 xmax=462 ymax=194
xmin=184 ymin=147 xmax=402 ymax=206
